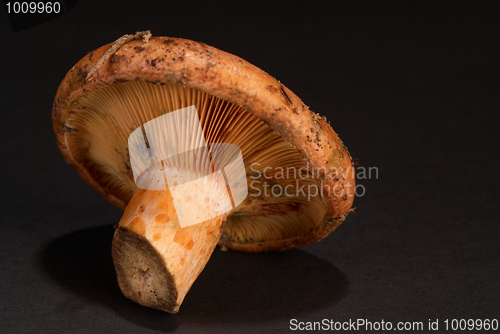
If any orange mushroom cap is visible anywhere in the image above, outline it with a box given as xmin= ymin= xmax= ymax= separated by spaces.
xmin=53 ymin=33 xmax=355 ymax=252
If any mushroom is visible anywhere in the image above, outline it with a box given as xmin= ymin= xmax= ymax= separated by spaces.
xmin=52 ymin=31 xmax=355 ymax=313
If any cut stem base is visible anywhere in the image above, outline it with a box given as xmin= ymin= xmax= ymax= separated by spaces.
xmin=112 ymin=227 xmax=178 ymax=312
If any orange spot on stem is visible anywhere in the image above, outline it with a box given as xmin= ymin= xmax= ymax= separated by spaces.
xmin=173 ymin=228 xmax=194 ymax=250
xmin=154 ymin=213 xmax=169 ymax=224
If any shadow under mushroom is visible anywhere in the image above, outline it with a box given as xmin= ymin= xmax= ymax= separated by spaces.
xmin=40 ymin=224 xmax=349 ymax=330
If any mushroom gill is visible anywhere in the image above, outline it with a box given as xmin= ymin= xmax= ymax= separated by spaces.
xmin=67 ymin=81 xmax=327 ymax=247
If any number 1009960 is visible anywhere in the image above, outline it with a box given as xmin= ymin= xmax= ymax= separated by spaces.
xmin=5 ymin=2 xmax=61 ymax=14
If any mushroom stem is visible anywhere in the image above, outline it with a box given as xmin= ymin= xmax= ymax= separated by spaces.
xmin=111 ymin=187 xmax=226 ymax=313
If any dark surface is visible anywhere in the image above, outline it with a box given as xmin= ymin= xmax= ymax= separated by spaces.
xmin=1 ymin=1 xmax=498 ymax=333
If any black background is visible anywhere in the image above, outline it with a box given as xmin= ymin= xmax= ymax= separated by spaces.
xmin=1 ymin=1 xmax=498 ymax=333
